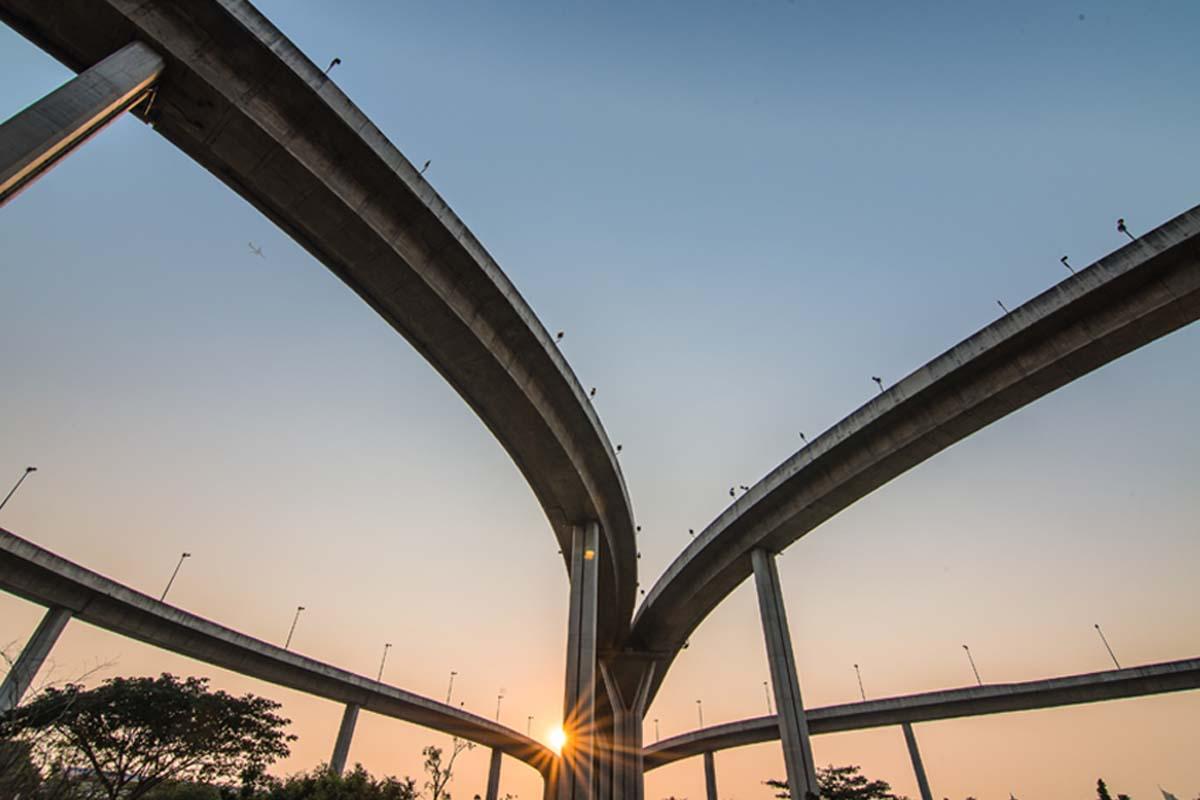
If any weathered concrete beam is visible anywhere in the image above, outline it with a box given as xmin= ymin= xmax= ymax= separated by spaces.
xmin=901 ymin=722 xmax=933 ymax=800
xmin=0 ymin=527 xmax=553 ymax=772
xmin=0 ymin=41 xmax=162 ymax=206
xmin=558 ymin=523 xmax=600 ymax=800
xmin=644 ymin=656 xmax=1200 ymax=770
xmin=0 ymin=605 xmax=71 ymax=711
xmin=329 ymin=703 xmax=360 ymax=776
xmin=751 ymin=550 xmax=817 ymax=799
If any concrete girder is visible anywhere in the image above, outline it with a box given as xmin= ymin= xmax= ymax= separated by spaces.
xmin=0 ymin=605 xmax=72 ymax=711
xmin=0 ymin=40 xmax=162 ymax=205
xmin=0 ymin=527 xmax=554 ymax=772
xmin=643 ymin=657 xmax=1200 ymax=770
xmin=623 ymin=204 xmax=1200 ymax=706
xmin=0 ymin=0 xmax=637 ymax=650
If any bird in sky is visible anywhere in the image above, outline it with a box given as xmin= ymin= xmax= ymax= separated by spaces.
xmin=589 ymin=387 xmax=597 ymax=398
xmin=689 ymin=528 xmax=694 ymax=536
xmin=1060 ymin=255 xmax=1074 ymax=274
xmin=728 ymin=487 xmax=735 ymax=497
xmin=247 ymin=242 xmax=264 ymax=258
xmin=617 ymin=444 xmax=623 ymax=453
xmin=739 ymin=485 xmax=749 ymax=492
xmin=871 ymin=376 xmax=883 ymax=393
xmin=799 ymin=432 xmax=808 ymax=444
xmin=420 ymin=160 xmax=431 ymax=175
xmin=555 ymin=331 xmax=564 ymax=342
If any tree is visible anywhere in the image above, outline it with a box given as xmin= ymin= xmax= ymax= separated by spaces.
xmin=1 ymin=673 xmax=295 ymax=800
xmin=422 ymin=739 xmax=475 ymax=800
xmin=1098 ymin=780 xmax=1115 ymax=800
xmin=255 ymin=763 xmax=419 ymax=800
xmin=765 ymin=764 xmax=908 ymax=800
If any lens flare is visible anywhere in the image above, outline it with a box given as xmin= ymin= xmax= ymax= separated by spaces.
xmin=548 ymin=726 xmax=568 ymax=755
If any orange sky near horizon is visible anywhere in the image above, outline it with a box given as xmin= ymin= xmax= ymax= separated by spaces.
xmin=3 ymin=2 xmax=1200 ymax=799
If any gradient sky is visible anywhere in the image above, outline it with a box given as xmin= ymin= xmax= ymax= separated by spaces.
xmin=2 ymin=2 xmax=1199 ymax=798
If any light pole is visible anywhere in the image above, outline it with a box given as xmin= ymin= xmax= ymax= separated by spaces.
xmin=377 ymin=643 xmax=392 ymax=681
xmin=763 ymin=680 xmax=773 ymax=714
xmin=284 ymin=606 xmax=305 ymax=650
xmin=0 ymin=466 xmax=37 ymax=512
xmin=654 ymin=718 xmax=660 ymax=742
xmin=495 ymin=689 xmax=505 ymax=721
xmin=446 ymin=671 xmax=457 ymax=704
xmin=962 ymin=644 xmax=982 ymax=686
xmin=159 ymin=551 xmax=191 ymax=602
xmin=696 ymin=699 xmax=704 ymax=728
xmin=854 ymin=664 xmax=866 ymax=701
xmin=1094 ymin=624 xmax=1121 ymax=669
xmin=527 ymin=715 xmax=533 ymax=737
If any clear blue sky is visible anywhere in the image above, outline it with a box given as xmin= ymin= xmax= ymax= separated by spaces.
xmin=2 ymin=2 xmax=1199 ymax=798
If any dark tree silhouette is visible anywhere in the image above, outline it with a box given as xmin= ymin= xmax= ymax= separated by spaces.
xmin=1 ymin=673 xmax=294 ymax=800
xmin=766 ymin=764 xmax=908 ymax=800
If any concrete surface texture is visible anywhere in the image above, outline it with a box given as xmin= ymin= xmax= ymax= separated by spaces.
xmin=0 ymin=0 xmax=636 ymax=650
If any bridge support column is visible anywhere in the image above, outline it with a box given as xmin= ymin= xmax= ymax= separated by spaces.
xmin=329 ymin=703 xmax=360 ymax=775
xmin=486 ymin=747 xmax=503 ymax=800
xmin=703 ymin=752 xmax=718 ymax=800
xmin=901 ymin=722 xmax=932 ymax=800
xmin=599 ymin=661 xmax=655 ymax=800
xmin=0 ymin=41 xmax=164 ymax=207
xmin=0 ymin=606 xmax=72 ymax=712
xmin=751 ymin=549 xmax=819 ymax=800
xmin=557 ymin=522 xmax=600 ymax=800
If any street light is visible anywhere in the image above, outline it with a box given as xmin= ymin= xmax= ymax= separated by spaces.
xmin=446 ymin=671 xmax=457 ymax=704
xmin=696 ymin=699 xmax=704 ymax=728
xmin=377 ymin=643 xmax=392 ymax=681
xmin=654 ymin=718 xmax=660 ymax=742
xmin=763 ymin=680 xmax=773 ymax=714
xmin=284 ymin=606 xmax=305 ymax=650
xmin=495 ymin=689 xmax=505 ymax=721
xmin=1094 ymin=623 xmax=1121 ymax=669
xmin=962 ymin=644 xmax=982 ymax=686
xmin=527 ymin=715 xmax=533 ymax=737
xmin=854 ymin=664 xmax=866 ymax=701
xmin=159 ymin=552 xmax=191 ymax=602
xmin=0 ymin=466 xmax=37 ymax=513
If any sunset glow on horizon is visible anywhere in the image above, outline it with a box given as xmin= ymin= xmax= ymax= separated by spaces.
xmin=2 ymin=2 xmax=1199 ymax=799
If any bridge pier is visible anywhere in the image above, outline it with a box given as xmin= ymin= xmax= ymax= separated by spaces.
xmin=486 ymin=747 xmax=503 ymax=800
xmin=703 ymin=752 xmax=718 ymax=800
xmin=599 ymin=661 xmax=655 ymax=800
xmin=0 ymin=605 xmax=72 ymax=712
xmin=901 ymin=722 xmax=933 ymax=800
xmin=0 ymin=41 xmax=163 ymax=207
xmin=329 ymin=702 xmax=360 ymax=775
xmin=557 ymin=522 xmax=601 ymax=800
xmin=751 ymin=549 xmax=819 ymax=800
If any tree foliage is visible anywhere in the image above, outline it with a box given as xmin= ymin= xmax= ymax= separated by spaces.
xmin=766 ymin=764 xmax=907 ymax=800
xmin=253 ymin=764 xmax=418 ymax=800
xmin=1 ymin=673 xmax=294 ymax=800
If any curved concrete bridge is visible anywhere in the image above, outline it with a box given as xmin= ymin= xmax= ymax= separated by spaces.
xmin=3 ymin=3 xmax=1200 ymax=800
xmin=0 ymin=527 xmax=554 ymax=779
xmin=619 ymin=203 xmax=1200 ymax=703
xmin=0 ymin=0 xmax=637 ymax=651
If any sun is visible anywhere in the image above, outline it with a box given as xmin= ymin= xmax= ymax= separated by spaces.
xmin=548 ymin=725 xmax=568 ymax=755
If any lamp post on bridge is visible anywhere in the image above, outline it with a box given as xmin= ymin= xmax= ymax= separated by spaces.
xmin=696 ymin=699 xmax=704 ymax=728
xmin=160 ymin=552 xmax=191 ymax=602
xmin=0 ymin=466 xmax=37 ymax=513
xmin=854 ymin=664 xmax=866 ymax=701
xmin=1094 ymin=624 xmax=1121 ymax=669
xmin=284 ymin=606 xmax=305 ymax=650
xmin=377 ymin=643 xmax=392 ymax=681
xmin=446 ymin=671 xmax=457 ymax=704
xmin=962 ymin=644 xmax=982 ymax=686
